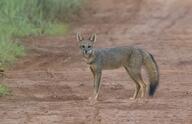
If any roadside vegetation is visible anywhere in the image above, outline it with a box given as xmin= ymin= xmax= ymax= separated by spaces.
xmin=0 ymin=0 xmax=85 ymax=66
xmin=0 ymin=0 xmax=85 ymax=95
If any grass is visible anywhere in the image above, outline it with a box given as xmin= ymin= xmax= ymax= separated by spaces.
xmin=0 ymin=84 xmax=10 ymax=97
xmin=0 ymin=0 xmax=85 ymax=67
xmin=0 ymin=38 xmax=25 ymax=66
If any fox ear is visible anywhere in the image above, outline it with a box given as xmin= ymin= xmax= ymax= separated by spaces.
xmin=89 ymin=34 xmax=96 ymax=43
xmin=76 ymin=32 xmax=83 ymax=42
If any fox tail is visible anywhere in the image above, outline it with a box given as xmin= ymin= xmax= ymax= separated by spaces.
xmin=143 ymin=52 xmax=159 ymax=96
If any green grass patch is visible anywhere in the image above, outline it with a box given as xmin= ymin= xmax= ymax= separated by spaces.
xmin=43 ymin=23 xmax=70 ymax=36
xmin=0 ymin=0 xmax=85 ymax=66
xmin=0 ymin=38 xmax=25 ymax=66
xmin=0 ymin=84 xmax=11 ymax=97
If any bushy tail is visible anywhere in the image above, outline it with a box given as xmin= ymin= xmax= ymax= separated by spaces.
xmin=143 ymin=52 xmax=159 ymax=96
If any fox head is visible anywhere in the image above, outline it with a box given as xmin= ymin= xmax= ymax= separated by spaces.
xmin=76 ymin=33 xmax=96 ymax=58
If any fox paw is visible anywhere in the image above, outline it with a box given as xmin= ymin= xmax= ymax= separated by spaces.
xmin=88 ymin=96 xmax=97 ymax=105
xmin=90 ymin=99 xmax=97 ymax=105
xmin=88 ymin=96 xmax=94 ymax=101
xmin=129 ymin=97 xmax=136 ymax=100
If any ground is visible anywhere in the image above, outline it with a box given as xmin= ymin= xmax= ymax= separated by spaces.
xmin=0 ymin=0 xmax=192 ymax=124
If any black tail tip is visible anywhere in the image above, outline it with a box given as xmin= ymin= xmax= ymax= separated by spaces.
xmin=149 ymin=82 xmax=158 ymax=96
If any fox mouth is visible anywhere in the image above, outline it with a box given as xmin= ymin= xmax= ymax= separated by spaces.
xmin=83 ymin=50 xmax=93 ymax=58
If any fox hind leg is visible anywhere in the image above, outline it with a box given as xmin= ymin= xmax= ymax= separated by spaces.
xmin=137 ymin=80 xmax=146 ymax=98
xmin=125 ymin=66 xmax=146 ymax=98
xmin=124 ymin=66 xmax=141 ymax=99
xmin=124 ymin=53 xmax=147 ymax=99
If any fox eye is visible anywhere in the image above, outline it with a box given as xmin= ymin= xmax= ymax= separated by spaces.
xmin=88 ymin=46 xmax=91 ymax=48
xmin=81 ymin=45 xmax=85 ymax=48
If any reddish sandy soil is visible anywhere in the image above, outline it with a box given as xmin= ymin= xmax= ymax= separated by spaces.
xmin=1 ymin=0 xmax=192 ymax=124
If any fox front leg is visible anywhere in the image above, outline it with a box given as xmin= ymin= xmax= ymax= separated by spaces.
xmin=89 ymin=70 xmax=102 ymax=105
xmin=88 ymin=67 xmax=96 ymax=102
xmin=94 ymin=71 xmax=102 ymax=100
xmin=90 ymin=67 xmax=95 ymax=88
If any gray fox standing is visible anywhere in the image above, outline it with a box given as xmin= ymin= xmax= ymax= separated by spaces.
xmin=76 ymin=33 xmax=159 ymax=103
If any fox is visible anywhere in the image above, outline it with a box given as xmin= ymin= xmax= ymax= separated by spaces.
xmin=76 ymin=33 xmax=159 ymax=103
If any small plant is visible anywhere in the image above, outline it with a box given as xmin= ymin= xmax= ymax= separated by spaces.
xmin=0 ymin=84 xmax=10 ymax=97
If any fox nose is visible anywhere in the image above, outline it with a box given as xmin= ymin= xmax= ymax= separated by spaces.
xmin=84 ymin=50 xmax=88 ymax=54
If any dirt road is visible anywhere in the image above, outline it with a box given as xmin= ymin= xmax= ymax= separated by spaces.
xmin=1 ymin=0 xmax=192 ymax=124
